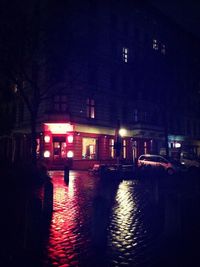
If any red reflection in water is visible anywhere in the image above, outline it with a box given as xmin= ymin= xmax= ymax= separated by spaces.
xmin=44 ymin=171 xmax=94 ymax=266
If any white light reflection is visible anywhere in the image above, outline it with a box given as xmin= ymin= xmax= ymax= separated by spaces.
xmin=68 ymin=172 xmax=75 ymax=198
xmin=110 ymin=180 xmax=137 ymax=248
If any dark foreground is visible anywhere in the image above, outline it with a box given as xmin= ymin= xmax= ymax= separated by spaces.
xmin=1 ymin=167 xmax=200 ymax=267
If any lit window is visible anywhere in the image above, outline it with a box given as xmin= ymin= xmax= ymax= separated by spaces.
xmin=82 ymin=137 xmax=98 ymax=159
xmin=122 ymin=47 xmax=128 ymax=63
xmin=122 ymin=139 xmax=127 ymax=159
xmin=86 ymin=98 xmax=95 ymax=119
xmin=53 ymin=94 xmax=68 ymax=112
xmin=153 ymin=39 xmax=159 ymax=50
xmin=109 ymin=139 xmax=115 ymax=158
xmin=144 ymin=141 xmax=147 ymax=154
xmin=161 ymin=44 xmax=166 ymax=54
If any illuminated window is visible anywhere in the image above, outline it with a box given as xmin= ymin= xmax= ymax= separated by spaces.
xmin=122 ymin=47 xmax=128 ymax=63
xmin=82 ymin=138 xmax=97 ymax=159
xmin=109 ymin=139 xmax=115 ymax=158
xmin=86 ymin=98 xmax=95 ymax=119
xmin=144 ymin=141 xmax=147 ymax=154
xmin=122 ymin=139 xmax=127 ymax=159
xmin=53 ymin=94 xmax=68 ymax=112
xmin=153 ymin=39 xmax=159 ymax=50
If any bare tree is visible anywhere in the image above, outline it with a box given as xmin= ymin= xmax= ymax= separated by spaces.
xmin=0 ymin=0 xmax=83 ymax=164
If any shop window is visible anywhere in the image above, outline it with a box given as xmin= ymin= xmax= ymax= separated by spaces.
xmin=82 ymin=137 xmax=97 ymax=159
xmin=109 ymin=139 xmax=115 ymax=158
xmin=87 ymin=98 xmax=95 ymax=119
xmin=122 ymin=139 xmax=127 ymax=159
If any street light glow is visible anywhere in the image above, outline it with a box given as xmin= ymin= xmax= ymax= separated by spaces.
xmin=119 ymin=128 xmax=127 ymax=137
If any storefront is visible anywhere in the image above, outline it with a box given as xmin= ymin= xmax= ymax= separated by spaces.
xmin=36 ymin=122 xmax=163 ymax=170
xmin=38 ymin=122 xmax=132 ymax=169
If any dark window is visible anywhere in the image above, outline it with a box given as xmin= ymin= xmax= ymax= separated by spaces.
xmin=53 ymin=95 xmax=68 ymax=112
xmin=19 ymin=102 xmax=24 ymax=123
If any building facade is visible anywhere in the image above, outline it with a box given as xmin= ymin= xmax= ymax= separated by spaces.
xmin=1 ymin=0 xmax=200 ymax=169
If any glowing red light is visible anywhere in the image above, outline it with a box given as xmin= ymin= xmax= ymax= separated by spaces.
xmin=44 ymin=135 xmax=50 ymax=143
xmin=67 ymin=135 xmax=73 ymax=143
xmin=44 ymin=123 xmax=73 ymax=134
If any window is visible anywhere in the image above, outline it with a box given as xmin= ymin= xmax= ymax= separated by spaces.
xmin=87 ymin=98 xmax=95 ymax=119
xmin=82 ymin=138 xmax=98 ymax=159
xmin=109 ymin=139 xmax=115 ymax=158
xmin=122 ymin=47 xmax=128 ymax=63
xmin=144 ymin=141 xmax=147 ymax=154
xmin=53 ymin=95 xmax=68 ymax=112
xmin=122 ymin=139 xmax=127 ymax=159
xmin=133 ymin=140 xmax=138 ymax=159
xmin=153 ymin=39 xmax=159 ymax=50
xmin=133 ymin=109 xmax=138 ymax=122
xmin=161 ymin=44 xmax=166 ymax=55
xmin=141 ymin=111 xmax=148 ymax=122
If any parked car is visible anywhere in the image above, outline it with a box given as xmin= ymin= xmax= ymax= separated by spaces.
xmin=180 ymin=152 xmax=200 ymax=170
xmin=137 ymin=154 xmax=178 ymax=175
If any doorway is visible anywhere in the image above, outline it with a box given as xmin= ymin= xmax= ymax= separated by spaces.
xmin=53 ymin=136 xmax=66 ymax=159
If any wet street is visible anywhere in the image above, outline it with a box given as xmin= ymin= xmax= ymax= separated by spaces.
xmin=40 ymin=170 xmax=200 ymax=267
xmin=2 ymin=169 xmax=200 ymax=267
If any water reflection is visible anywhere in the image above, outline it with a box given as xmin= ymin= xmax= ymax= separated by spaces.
xmin=108 ymin=179 xmax=153 ymax=266
xmin=43 ymin=171 xmax=158 ymax=267
xmin=109 ymin=180 xmax=138 ymax=248
xmin=43 ymin=171 xmax=98 ymax=267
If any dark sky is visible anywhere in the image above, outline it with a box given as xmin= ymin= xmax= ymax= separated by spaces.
xmin=150 ymin=0 xmax=200 ymax=38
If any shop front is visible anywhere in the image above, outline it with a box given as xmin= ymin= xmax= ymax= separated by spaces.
xmin=42 ymin=123 xmax=74 ymax=169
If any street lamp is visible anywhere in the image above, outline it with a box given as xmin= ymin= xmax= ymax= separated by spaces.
xmin=114 ymin=126 xmax=127 ymax=169
xmin=119 ymin=128 xmax=127 ymax=137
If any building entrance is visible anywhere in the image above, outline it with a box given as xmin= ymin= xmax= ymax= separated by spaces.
xmin=53 ymin=137 xmax=66 ymax=159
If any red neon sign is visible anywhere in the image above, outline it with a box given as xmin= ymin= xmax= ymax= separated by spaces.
xmin=44 ymin=123 xmax=73 ymax=134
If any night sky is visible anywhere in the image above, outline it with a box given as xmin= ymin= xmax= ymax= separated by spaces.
xmin=150 ymin=0 xmax=200 ymax=38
